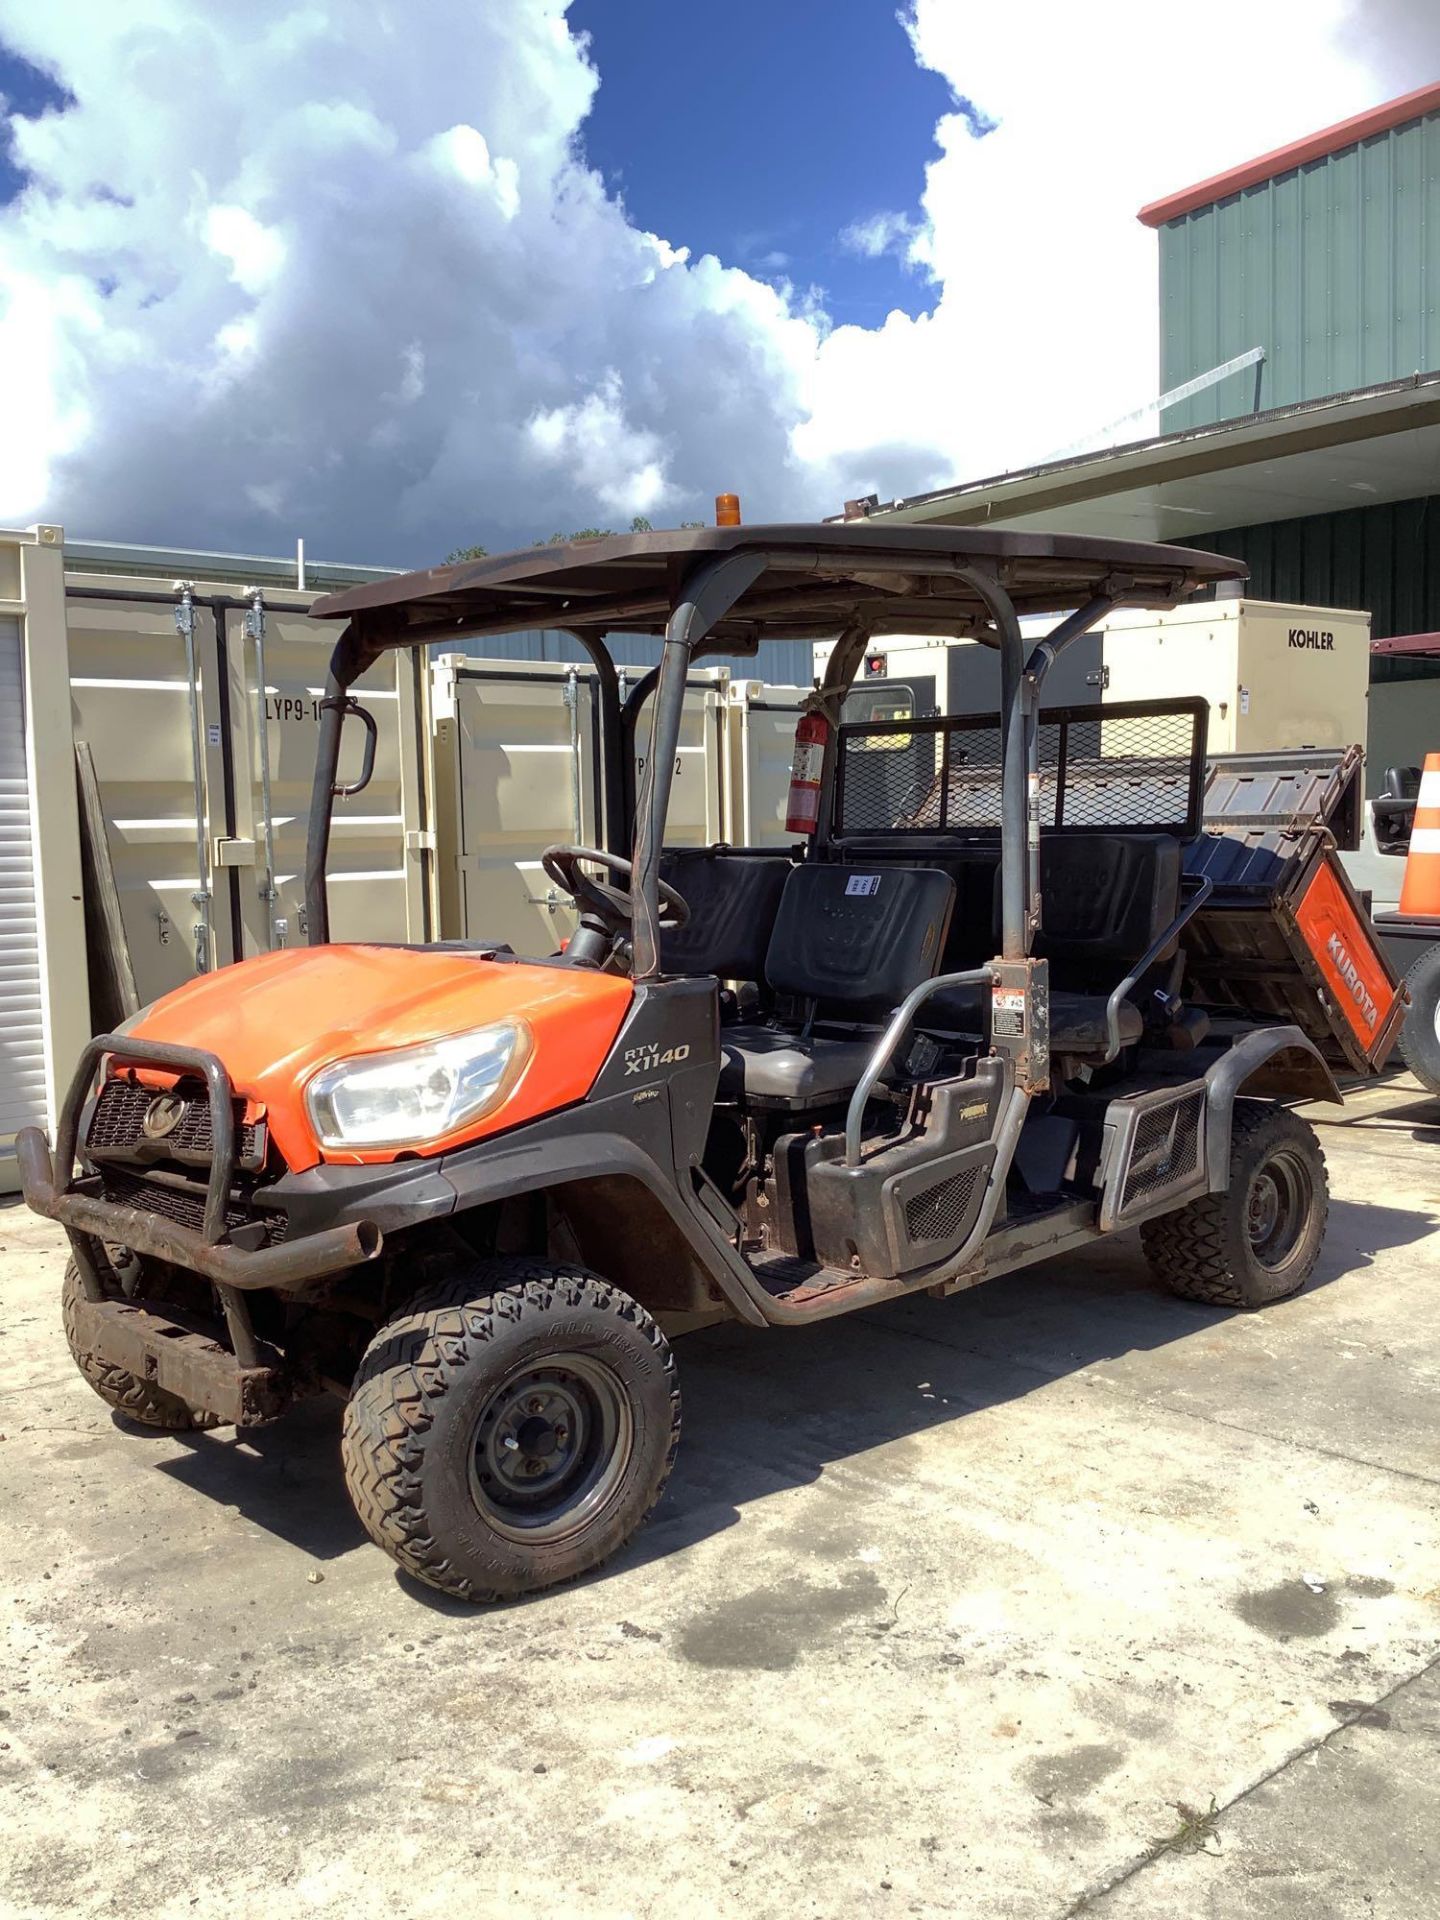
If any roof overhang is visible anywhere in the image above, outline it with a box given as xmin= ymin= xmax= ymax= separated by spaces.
xmin=852 ymin=372 xmax=1440 ymax=544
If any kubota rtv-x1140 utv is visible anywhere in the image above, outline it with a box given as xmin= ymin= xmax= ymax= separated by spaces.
xmin=20 ymin=525 xmax=1404 ymax=1600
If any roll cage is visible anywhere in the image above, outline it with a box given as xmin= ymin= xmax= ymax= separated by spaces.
xmin=309 ymin=524 xmax=1247 ymax=970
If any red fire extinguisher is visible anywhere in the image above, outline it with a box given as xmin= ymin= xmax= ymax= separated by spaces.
xmin=786 ymin=709 xmax=830 ymax=835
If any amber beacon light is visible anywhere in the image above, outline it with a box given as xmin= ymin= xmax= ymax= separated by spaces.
xmin=714 ymin=492 xmax=742 ymax=526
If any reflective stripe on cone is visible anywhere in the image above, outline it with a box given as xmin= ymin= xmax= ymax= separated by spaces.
xmin=1398 ymin=751 xmax=1440 ymax=916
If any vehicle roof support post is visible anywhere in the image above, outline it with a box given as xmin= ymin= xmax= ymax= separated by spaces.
xmin=1023 ymin=592 xmax=1122 ymax=681
xmin=564 ymin=630 xmax=624 ymax=854
xmin=809 ymin=623 xmax=872 ymax=856
xmin=304 ymin=624 xmax=371 ymax=947
xmin=631 ymin=549 xmax=768 ymax=978
xmin=619 ymin=665 xmax=662 ymax=844
xmin=961 ymin=570 xmax=1029 ymax=959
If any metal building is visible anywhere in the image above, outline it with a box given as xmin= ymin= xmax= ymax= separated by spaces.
xmin=1142 ymin=83 xmax=1440 ymax=432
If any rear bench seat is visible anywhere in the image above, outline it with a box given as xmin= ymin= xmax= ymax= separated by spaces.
xmin=898 ymin=833 xmax=1183 ymax=1054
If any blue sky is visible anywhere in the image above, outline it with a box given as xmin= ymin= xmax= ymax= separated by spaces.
xmin=568 ymin=0 xmax=961 ymax=327
xmin=0 ymin=2 xmax=1424 ymax=558
xmin=0 ymin=42 xmax=65 ymax=202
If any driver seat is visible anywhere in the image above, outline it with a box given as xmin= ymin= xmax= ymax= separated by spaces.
xmin=718 ymin=863 xmax=956 ymax=1109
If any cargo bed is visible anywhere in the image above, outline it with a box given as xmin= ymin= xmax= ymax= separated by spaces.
xmin=1182 ymin=747 xmax=1407 ymax=1073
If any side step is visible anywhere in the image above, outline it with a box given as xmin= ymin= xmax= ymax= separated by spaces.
xmin=746 ymin=1251 xmax=863 ymax=1308
xmin=67 ymin=1292 xmax=291 ymax=1427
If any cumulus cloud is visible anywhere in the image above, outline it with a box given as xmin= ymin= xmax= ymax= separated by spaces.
xmin=0 ymin=0 xmax=1433 ymax=563
xmin=839 ymin=210 xmax=925 ymax=268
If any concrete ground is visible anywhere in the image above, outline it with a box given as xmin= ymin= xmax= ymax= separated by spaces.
xmin=1 ymin=1075 xmax=1438 ymax=1920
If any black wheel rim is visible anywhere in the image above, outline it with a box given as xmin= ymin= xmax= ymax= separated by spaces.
xmin=468 ymin=1353 xmax=633 ymax=1545
xmin=1245 ymin=1146 xmax=1313 ymax=1271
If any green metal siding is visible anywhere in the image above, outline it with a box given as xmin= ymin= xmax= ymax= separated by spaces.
xmin=1180 ymin=493 xmax=1440 ymax=640
xmin=1160 ymin=109 xmax=1440 ymax=430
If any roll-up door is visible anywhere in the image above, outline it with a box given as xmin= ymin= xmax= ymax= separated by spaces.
xmin=0 ymin=616 xmax=47 ymax=1146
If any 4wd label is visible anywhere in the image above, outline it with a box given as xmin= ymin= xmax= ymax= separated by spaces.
xmin=992 ymin=987 xmax=1026 ymax=1038
xmin=623 ymin=1042 xmax=691 ymax=1078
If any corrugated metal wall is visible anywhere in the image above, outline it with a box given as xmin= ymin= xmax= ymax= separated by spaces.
xmin=1180 ymin=492 xmax=1440 ymax=640
xmin=1159 ymin=105 xmax=1440 ymax=431
xmin=439 ymin=628 xmax=815 ymax=685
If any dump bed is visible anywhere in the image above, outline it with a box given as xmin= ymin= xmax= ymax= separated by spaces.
xmin=1182 ymin=746 xmax=1407 ymax=1073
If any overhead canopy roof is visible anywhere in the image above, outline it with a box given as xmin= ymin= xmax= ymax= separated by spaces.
xmin=848 ymin=372 xmax=1440 ymax=544
xmin=311 ymin=523 xmax=1245 ymax=650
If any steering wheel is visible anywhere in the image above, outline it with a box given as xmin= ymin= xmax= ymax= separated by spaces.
xmin=541 ymin=846 xmax=690 ymax=960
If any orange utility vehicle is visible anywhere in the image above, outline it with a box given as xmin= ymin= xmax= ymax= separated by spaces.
xmin=19 ymin=526 xmax=1405 ymax=1601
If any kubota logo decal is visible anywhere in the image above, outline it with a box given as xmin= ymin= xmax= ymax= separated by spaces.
xmin=1325 ymin=932 xmax=1378 ymax=1030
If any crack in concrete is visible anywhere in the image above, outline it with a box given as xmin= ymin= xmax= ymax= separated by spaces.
xmin=1057 ymin=1644 xmax=1440 ymax=1916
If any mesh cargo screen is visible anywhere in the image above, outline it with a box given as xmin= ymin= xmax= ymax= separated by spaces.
xmin=833 ymin=700 xmax=1206 ymax=840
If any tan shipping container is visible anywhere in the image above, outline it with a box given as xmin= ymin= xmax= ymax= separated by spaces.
xmin=64 ymin=568 xmax=435 ymax=1010
xmin=431 ymin=659 xmax=808 ymax=952
xmin=0 ymin=526 xmax=88 ymax=1193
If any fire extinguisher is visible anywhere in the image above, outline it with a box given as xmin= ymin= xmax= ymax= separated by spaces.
xmin=786 ymin=708 xmax=830 ymax=835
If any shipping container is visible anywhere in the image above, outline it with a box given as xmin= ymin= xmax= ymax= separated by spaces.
xmin=0 ymin=527 xmax=88 ymax=1194
xmin=64 ymin=572 xmax=435 ymax=1009
xmin=431 ymin=657 xmax=806 ymax=951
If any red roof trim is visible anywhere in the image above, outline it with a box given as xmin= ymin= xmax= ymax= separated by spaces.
xmin=1138 ymin=82 xmax=1440 ymax=228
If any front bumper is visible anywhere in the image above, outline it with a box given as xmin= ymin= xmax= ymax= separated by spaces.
xmin=66 ymin=1285 xmax=290 ymax=1427
xmin=20 ymin=1127 xmax=381 ymax=1288
xmin=20 ymin=1030 xmax=384 ymax=1294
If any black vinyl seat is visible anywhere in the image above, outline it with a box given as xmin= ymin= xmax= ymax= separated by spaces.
xmin=926 ymin=833 xmax=1179 ymax=1053
xmin=719 ymin=863 xmax=955 ymax=1108
xmin=659 ymin=849 xmax=792 ymax=981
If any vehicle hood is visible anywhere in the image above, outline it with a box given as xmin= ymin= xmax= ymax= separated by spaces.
xmin=121 ymin=945 xmax=634 ymax=1170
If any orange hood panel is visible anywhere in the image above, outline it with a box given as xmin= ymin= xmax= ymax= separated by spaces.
xmin=125 ymin=946 xmax=633 ymax=1170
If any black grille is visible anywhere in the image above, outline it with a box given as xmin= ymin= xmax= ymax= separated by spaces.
xmin=835 ymin=700 xmax=1205 ymax=840
xmin=88 ymin=1077 xmax=260 ymax=1165
xmin=97 ymin=1167 xmax=289 ymax=1244
xmin=1121 ymin=1092 xmax=1204 ymax=1210
xmin=904 ymin=1166 xmax=981 ymax=1244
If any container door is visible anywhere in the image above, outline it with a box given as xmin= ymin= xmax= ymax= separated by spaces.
xmin=225 ymin=606 xmax=431 ymax=956
xmin=65 ymin=592 xmax=228 ymax=1000
xmin=637 ymin=675 xmax=724 ymax=851
xmin=447 ymin=666 xmax=600 ymax=954
xmin=726 ymin=683 xmax=806 ymax=845
xmin=0 ymin=616 xmax=48 ymax=1155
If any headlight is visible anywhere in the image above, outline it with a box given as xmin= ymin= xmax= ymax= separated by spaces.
xmin=306 ymin=1021 xmax=531 ymax=1149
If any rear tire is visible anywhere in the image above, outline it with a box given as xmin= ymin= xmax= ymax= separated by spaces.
xmin=62 ymin=1259 xmax=219 ymax=1431
xmin=1141 ymin=1100 xmax=1328 ymax=1308
xmin=1398 ymin=943 xmax=1440 ymax=1096
xmin=341 ymin=1258 xmax=680 ymax=1602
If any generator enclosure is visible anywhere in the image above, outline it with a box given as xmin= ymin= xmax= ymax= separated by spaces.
xmin=1098 ymin=599 xmax=1371 ymax=753
xmin=819 ymin=601 xmax=1372 ymax=758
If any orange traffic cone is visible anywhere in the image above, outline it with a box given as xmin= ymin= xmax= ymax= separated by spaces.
xmin=1398 ymin=751 xmax=1440 ymax=916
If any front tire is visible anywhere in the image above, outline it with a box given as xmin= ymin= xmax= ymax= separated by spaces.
xmin=1398 ymin=943 xmax=1440 ymax=1096
xmin=341 ymin=1258 xmax=681 ymax=1601
xmin=1141 ymin=1100 xmax=1328 ymax=1308
xmin=62 ymin=1259 xmax=219 ymax=1431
